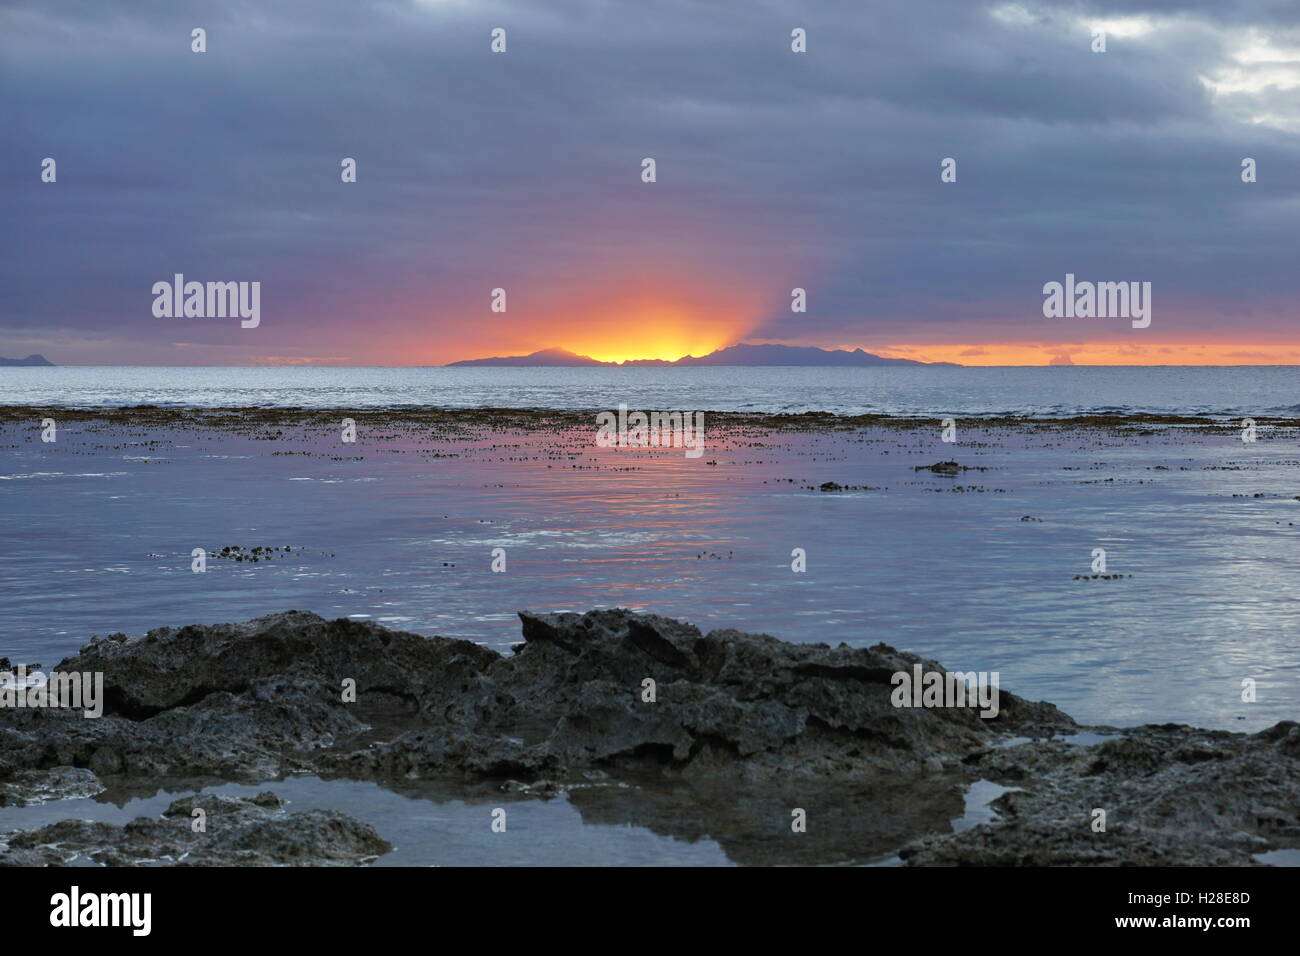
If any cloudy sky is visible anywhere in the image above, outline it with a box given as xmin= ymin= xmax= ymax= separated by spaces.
xmin=3 ymin=0 xmax=1299 ymax=365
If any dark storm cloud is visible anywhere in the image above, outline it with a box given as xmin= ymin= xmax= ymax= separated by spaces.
xmin=2 ymin=0 xmax=1298 ymax=362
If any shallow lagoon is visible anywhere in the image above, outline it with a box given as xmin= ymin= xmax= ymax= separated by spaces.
xmin=2 ymin=410 xmax=1297 ymax=732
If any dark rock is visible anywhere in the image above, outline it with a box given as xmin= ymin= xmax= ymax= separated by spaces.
xmin=901 ymin=723 xmax=1300 ymax=866
xmin=0 ymin=792 xmax=389 ymax=866
xmin=915 ymin=460 xmax=964 ymax=475
xmin=0 ymin=609 xmax=1293 ymax=866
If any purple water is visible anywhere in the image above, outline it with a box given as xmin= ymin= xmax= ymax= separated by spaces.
xmin=3 ymin=413 xmax=1297 ymax=731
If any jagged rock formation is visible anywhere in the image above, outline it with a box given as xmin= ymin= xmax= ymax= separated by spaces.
xmin=0 ymin=609 xmax=1295 ymax=865
xmin=1 ymin=792 xmax=389 ymax=866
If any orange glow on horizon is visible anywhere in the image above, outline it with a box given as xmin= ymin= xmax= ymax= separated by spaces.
xmin=401 ymin=334 xmax=1300 ymax=368
xmin=562 ymin=304 xmax=740 ymax=364
xmin=871 ymin=341 xmax=1300 ymax=366
xmin=434 ymin=273 xmax=767 ymax=366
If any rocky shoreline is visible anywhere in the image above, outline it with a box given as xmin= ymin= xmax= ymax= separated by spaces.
xmin=1 ymin=609 xmax=1296 ymax=865
xmin=4 ymin=403 xmax=1295 ymax=435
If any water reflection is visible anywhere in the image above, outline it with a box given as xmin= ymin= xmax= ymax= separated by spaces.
xmin=2 ymin=418 xmax=1298 ymax=731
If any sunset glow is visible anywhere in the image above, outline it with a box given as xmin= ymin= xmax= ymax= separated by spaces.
xmin=875 ymin=341 xmax=1300 ymax=367
xmin=562 ymin=305 xmax=741 ymax=364
xmin=442 ymin=274 xmax=767 ymax=366
xmin=354 ymin=333 xmax=1300 ymax=369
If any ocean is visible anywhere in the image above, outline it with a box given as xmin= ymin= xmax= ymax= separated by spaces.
xmin=3 ymin=364 xmax=1299 ymax=417
xmin=2 ymin=366 xmax=1298 ymax=734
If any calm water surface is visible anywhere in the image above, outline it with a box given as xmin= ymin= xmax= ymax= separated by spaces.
xmin=2 ymin=414 xmax=1297 ymax=731
xmin=3 ymin=364 xmax=1298 ymax=417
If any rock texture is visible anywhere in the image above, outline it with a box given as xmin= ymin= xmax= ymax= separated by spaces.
xmin=902 ymin=722 xmax=1300 ymax=866
xmin=0 ymin=609 xmax=1295 ymax=866
xmin=0 ymin=792 xmax=390 ymax=866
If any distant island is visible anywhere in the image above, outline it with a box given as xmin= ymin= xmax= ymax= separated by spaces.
xmin=447 ymin=345 xmax=960 ymax=367
xmin=0 ymin=354 xmax=54 ymax=366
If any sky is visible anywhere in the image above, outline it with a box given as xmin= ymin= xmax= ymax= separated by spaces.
xmin=3 ymin=0 xmax=1300 ymax=366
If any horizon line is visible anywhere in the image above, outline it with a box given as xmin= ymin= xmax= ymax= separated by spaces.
xmin=9 ymin=362 xmax=1300 ymax=369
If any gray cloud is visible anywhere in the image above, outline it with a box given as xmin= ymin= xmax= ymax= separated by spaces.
xmin=2 ymin=0 xmax=1298 ymax=362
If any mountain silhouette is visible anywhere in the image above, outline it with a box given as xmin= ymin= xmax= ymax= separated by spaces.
xmin=447 ymin=344 xmax=958 ymax=367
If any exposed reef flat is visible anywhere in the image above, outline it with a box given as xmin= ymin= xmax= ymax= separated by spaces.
xmin=2 ymin=404 xmax=1295 ymax=435
xmin=1 ymin=609 xmax=1295 ymax=865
